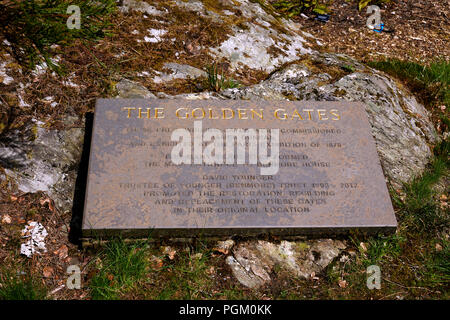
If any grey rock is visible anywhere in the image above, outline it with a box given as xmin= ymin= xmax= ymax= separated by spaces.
xmin=1 ymin=117 xmax=84 ymax=212
xmin=116 ymin=79 xmax=157 ymax=99
xmin=168 ymin=0 xmax=317 ymax=74
xmin=226 ymin=255 xmax=266 ymax=289
xmin=221 ymin=53 xmax=437 ymax=186
xmin=214 ymin=239 xmax=235 ymax=254
xmin=226 ymin=239 xmax=346 ymax=288
xmin=119 ymin=0 xmax=166 ymax=16
xmin=152 ymin=63 xmax=207 ymax=84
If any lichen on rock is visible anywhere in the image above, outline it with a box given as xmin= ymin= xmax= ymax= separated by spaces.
xmin=226 ymin=239 xmax=347 ymax=289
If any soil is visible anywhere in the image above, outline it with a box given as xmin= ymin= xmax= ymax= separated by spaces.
xmin=284 ymin=0 xmax=449 ymax=63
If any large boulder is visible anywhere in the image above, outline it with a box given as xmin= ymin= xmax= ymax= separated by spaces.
xmin=220 ymin=53 xmax=437 ymax=186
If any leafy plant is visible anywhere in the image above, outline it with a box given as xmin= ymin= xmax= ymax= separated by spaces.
xmin=358 ymin=0 xmax=392 ymax=11
xmin=0 ymin=0 xmax=116 ymax=72
xmin=272 ymin=0 xmax=331 ymax=17
xmin=205 ymin=63 xmax=239 ymax=92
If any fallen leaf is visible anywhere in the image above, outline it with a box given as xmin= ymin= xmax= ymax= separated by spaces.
xmin=213 ymin=239 xmax=235 ymax=255
xmin=359 ymin=242 xmax=368 ymax=252
xmin=54 ymin=245 xmax=68 ymax=259
xmin=161 ymin=246 xmax=176 ymax=260
xmin=10 ymin=195 xmax=17 ymax=202
xmin=338 ymin=279 xmax=347 ymax=288
xmin=435 ymin=243 xmax=443 ymax=251
xmin=43 ymin=266 xmax=54 ymax=278
xmin=150 ymin=256 xmax=163 ymax=270
xmin=40 ymin=198 xmax=55 ymax=212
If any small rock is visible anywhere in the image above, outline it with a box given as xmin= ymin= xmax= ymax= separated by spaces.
xmin=161 ymin=246 xmax=176 ymax=260
xmin=213 ymin=239 xmax=235 ymax=255
xmin=226 ymin=255 xmax=266 ymax=289
xmin=152 ymin=63 xmax=207 ymax=84
xmin=338 ymin=279 xmax=347 ymax=288
xmin=116 ymin=79 xmax=157 ymax=99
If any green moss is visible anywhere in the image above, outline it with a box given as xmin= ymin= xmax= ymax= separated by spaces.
xmin=295 ymin=242 xmax=310 ymax=252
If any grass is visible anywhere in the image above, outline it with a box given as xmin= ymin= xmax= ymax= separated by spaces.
xmin=205 ymin=63 xmax=240 ymax=92
xmin=424 ymin=239 xmax=450 ymax=288
xmin=392 ymin=139 xmax=449 ymax=234
xmin=152 ymin=246 xmax=214 ymax=299
xmin=89 ymin=238 xmax=150 ymax=300
xmin=364 ymin=234 xmax=405 ymax=266
xmin=0 ymin=273 xmax=47 ymax=300
xmin=0 ymin=0 xmax=116 ymax=72
xmin=368 ymin=59 xmax=450 ymax=109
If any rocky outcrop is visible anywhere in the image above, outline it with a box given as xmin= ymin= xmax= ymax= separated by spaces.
xmin=226 ymin=239 xmax=346 ymax=288
xmin=220 ymin=53 xmax=437 ymax=186
xmin=0 ymin=117 xmax=84 ymax=213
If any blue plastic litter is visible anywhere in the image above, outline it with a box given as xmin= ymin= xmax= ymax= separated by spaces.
xmin=315 ymin=14 xmax=330 ymax=22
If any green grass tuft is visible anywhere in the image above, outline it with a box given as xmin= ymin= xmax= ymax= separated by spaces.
xmin=0 ymin=274 xmax=47 ymax=300
xmin=89 ymin=238 xmax=149 ymax=300
xmin=424 ymin=240 xmax=450 ymax=287
xmin=154 ymin=243 xmax=214 ymax=300
xmin=392 ymin=138 xmax=449 ymax=234
xmin=0 ymin=0 xmax=116 ymax=72
xmin=368 ymin=59 xmax=450 ymax=109
xmin=205 ymin=63 xmax=240 ymax=92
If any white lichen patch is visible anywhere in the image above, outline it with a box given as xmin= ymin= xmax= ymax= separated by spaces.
xmin=0 ymin=54 xmax=15 ymax=85
xmin=42 ymin=96 xmax=58 ymax=107
xmin=151 ymin=63 xmax=207 ymax=84
xmin=20 ymin=221 xmax=48 ymax=258
xmin=120 ymin=0 xmax=166 ymax=16
xmin=143 ymin=29 xmax=167 ymax=43
xmin=210 ymin=23 xmax=312 ymax=73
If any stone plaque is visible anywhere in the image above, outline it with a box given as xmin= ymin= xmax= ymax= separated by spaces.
xmin=81 ymin=99 xmax=397 ymax=237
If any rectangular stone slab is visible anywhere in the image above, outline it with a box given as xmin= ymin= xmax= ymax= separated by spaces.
xmin=82 ymin=99 xmax=397 ymax=238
